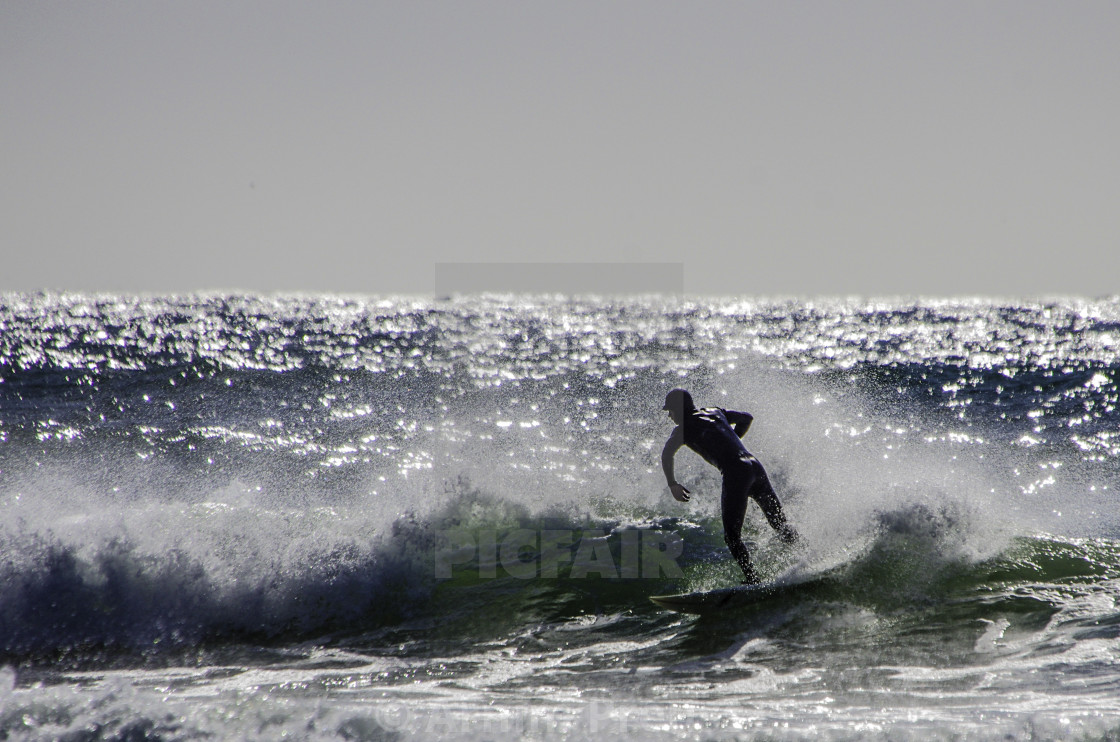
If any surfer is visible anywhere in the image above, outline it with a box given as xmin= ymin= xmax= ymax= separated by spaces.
xmin=660 ymin=388 xmax=799 ymax=584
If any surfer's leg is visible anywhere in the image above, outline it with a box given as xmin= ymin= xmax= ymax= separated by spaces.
xmin=721 ymin=472 xmax=760 ymax=584
xmin=750 ymin=466 xmax=800 ymax=545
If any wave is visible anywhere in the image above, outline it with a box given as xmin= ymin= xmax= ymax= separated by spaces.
xmin=5 ymin=471 xmax=1119 ymax=671
xmin=0 ymin=476 xmax=685 ymax=667
xmin=0 ymin=521 xmax=431 ymax=668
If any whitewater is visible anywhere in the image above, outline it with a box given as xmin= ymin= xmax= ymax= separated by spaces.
xmin=2 ymin=293 xmax=1120 ymax=740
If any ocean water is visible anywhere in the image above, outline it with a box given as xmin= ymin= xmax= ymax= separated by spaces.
xmin=2 ymin=292 xmax=1120 ymax=740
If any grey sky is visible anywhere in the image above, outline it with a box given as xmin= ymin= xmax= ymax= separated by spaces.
xmin=3 ymin=2 xmax=1118 ymax=297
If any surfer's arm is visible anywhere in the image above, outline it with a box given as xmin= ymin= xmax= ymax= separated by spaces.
xmin=661 ymin=428 xmax=691 ymax=502
xmin=724 ymin=409 xmax=754 ymax=438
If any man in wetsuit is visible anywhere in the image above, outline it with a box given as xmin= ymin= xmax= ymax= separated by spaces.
xmin=660 ymin=388 xmax=799 ymax=584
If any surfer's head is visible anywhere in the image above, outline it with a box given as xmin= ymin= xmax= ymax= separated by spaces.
xmin=663 ymin=388 xmax=695 ymax=424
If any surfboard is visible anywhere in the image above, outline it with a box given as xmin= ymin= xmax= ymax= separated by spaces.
xmin=650 ymin=569 xmax=833 ymax=615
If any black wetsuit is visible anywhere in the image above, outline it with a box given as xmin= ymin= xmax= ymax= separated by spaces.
xmin=662 ymin=407 xmax=796 ymax=583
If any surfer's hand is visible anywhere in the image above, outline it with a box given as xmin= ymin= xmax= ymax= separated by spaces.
xmin=670 ymin=483 xmax=691 ymax=502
